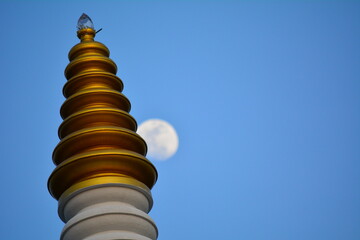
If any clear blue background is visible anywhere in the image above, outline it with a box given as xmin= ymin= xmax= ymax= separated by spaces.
xmin=0 ymin=1 xmax=359 ymax=239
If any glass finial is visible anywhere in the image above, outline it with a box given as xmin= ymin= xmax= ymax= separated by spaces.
xmin=77 ymin=13 xmax=94 ymax=30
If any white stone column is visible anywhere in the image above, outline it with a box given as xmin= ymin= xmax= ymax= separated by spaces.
xmin=58 ymin=183 xmax=158 ymax=240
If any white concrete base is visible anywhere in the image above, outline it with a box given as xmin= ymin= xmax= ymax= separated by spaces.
xmin=84 ymin=231 xmax=152 ymax=240
xmin=58 ymin=184 xmax=158 ymax=240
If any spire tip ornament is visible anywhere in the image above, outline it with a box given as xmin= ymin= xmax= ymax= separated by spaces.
xmin=76 ymin=13 xmax=96 ymax=41
xmin=77 ymin=13 xmax=94 ymax=30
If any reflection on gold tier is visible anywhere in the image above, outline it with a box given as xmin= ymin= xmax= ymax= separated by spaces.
xmin=68 ymin=41 xmax=110 ymax=61
xmin=58 ymin=107 xmax=137 ymax=138
xmin=65 ymin=56 xmax=117 ymax=80
xmin=49 ymin=149 xmax=157 ymax=200
xmin=59 ymin=174 xmax=150 ymax=204
xmin=63 ymin=72 xmax=123 ymax=98
xmin=53 ymin=126 xmax=147 ymax=165
xmin=60 ymin=89 xmax=131 ymax=119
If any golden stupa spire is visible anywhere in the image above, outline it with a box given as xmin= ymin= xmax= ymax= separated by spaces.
xmin=48 ymin=14 xmax=158 ymax=240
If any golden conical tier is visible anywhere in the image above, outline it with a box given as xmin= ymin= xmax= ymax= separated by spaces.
xmin=48 ymin=25 xmax=157 ymax=201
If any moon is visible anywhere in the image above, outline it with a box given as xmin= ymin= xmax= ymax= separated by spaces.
xmin=137 ymin=119 xmax=179 ymax=161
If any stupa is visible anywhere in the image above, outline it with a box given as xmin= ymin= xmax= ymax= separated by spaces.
xmin=48 ymin=13 xmax=158 ymax=240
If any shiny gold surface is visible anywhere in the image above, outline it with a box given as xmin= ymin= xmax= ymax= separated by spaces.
xmin=48 ymin=26 xmax=157 ymax=201
xmin=69 ymin=41 xmax=110 ymax=61
xmin=59 ymin=174 xmax=150 ymax=203
xmin=58 ymin=108 xmax=137 ymax=138
xmin=60 ymin=88 xmax=131 ymax=119
xmin=65 ymin=56 xmax=117 ymax=80
xmin=63 ymin=72 xmax=123 ymax=98
xmin=53 ymin=126 xmax=147 ymax=165
xmin=77 ymin=28 xmax=96 ymax=42
xmin=49 ymin=149 xmax=157 ymax=200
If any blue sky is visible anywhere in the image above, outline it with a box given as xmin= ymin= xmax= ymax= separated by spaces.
xmin=0 ymin=1 xmax=359 ymax=239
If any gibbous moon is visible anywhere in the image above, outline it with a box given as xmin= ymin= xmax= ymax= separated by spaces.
xmin=137 ymin=119 xmax=179 ymax=161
